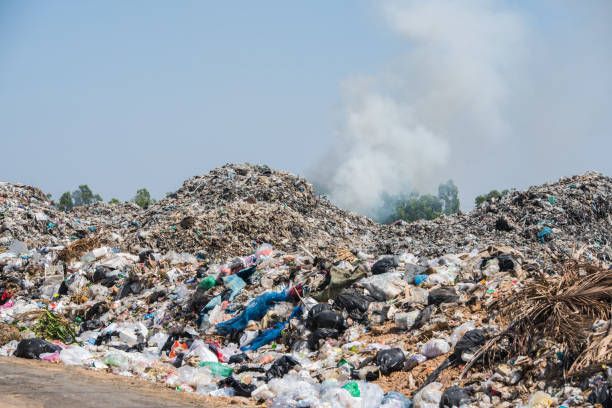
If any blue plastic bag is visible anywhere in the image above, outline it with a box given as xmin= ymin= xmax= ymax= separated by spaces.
xmin=240 ymin=306 xmax=301 ymax=351
xmin=216 ymin=289 xmax=290 ymax=335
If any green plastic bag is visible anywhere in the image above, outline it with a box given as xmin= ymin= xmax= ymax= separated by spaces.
xmin=199 ymin=361 xmax=233 ymax=377
xmin=342 ymin=381 xmax=361 ymax=397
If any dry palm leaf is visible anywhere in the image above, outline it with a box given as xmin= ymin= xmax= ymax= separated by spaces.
xmin=461 ymin=262 xmax=611 ymax=378
xmin=499 ymin=262 xmax=611 ymax=354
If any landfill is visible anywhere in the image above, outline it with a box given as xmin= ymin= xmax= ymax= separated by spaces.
xmin=0 ymin=164 xmax=611 ymax=407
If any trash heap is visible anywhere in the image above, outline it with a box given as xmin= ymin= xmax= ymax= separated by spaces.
xmin=124 ymin=163 xmax=379 ymax=260
xmin=0 ymin=165 xmax=610 ymax=408
xmin=0 ymin=182 xmax=82 ymax=249
xmin=386 ymin=172 xmax=612 ymax=265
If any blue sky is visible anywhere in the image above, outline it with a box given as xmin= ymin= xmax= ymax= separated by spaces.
xmin=1 ymin=1 xmax=610 ymax=210
xmin=1 ymin=1 xmax=402 ymax=200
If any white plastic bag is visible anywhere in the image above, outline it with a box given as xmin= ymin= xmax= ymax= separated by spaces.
xmin=420 ymin=339 xmax=450 ymax=358
xmin=60 ymin=346 xmax=93 ymax=366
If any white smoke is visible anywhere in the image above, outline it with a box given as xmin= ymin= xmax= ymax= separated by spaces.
xmin=314 ymin=0 xmax=524 ymax=216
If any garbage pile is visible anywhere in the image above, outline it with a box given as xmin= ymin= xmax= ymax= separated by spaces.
xmin=124 ymin=163 xmax=379 ymax=260
xmin=0 ymin=182 xmax=82 ymax=249
xmin=0 ymin=165 xmax=610 ymax=408
xmin=0 ymin=182 xmax=139 ymax=250
xmin=386 ymin=172 xmax=612 ymax=265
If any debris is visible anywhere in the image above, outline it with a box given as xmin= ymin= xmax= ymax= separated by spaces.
xmin=0 ymin=165 xmax=610 ymax=407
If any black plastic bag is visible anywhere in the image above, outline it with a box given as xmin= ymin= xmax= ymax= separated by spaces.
xmin=413 ymin=305 xmax=435 ymax=330
xmin=308 ymin=328 xmax=339 ymax=350
xmin=454 ymin=329 xmax=485 ymax=358
xmin=306 ymin=303 xmax=332 ymax=330
xmin=307 ymin=308 xmax=346 ymax=332
xmin=219 ymin=377 xmax=256 ymax=397
xmin=420 ymin=329 xmax=486 ymax=389
xmin=14 ymin=338 xmax=61 ymax=359
xmin=496 ymin=255 xmax=515 ymax=272
xmin=84 ymin=301 xmax=109 ymax=321
xmin=440 ymin=386 xmax=470 ymax=407
xmin=428 ymin=287 xmax=459 ymax=305
xmin=376 ymin=348 xmax=406 ymax=375
xmin=371 ymin=257 xmax=399 ymax=275
xmin=334 ymin=289 xmax=374 ymax=321
xmin=265 ymin=355 xmax=300 ymax=381
xmin=228 ymin=352 xmax=249 ymax=364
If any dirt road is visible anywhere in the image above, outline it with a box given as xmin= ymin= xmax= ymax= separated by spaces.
xmin=0 ymin=357 xmax=253 ymax=408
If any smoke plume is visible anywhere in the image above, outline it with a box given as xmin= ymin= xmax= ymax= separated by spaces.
xmin=313 ymin=0 xmax=612 ymax=217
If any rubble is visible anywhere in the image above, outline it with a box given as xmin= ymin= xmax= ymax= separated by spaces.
xmin=0 ymin=164 xmax=610 ymax=407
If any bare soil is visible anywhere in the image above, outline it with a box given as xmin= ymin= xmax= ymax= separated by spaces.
xmin=0 ymin=357 xmax=256 ymax=408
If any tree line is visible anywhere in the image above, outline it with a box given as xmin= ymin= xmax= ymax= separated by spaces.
xmin=57 ymin=185 xmax=154 ymax=211
xmin=383 ymin=180 xmax=510 ymax=223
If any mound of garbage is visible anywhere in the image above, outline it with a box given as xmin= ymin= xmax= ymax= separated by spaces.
xmin=387 ymin=172 xmax=612 ymax=264
xmin=124 ymin=164 xmax=379 ymax=260
xmin=0 ymin=165 xmax=610 ymax=408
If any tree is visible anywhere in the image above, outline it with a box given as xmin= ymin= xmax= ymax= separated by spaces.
xmin=58 ymin=192 xmax=73 ymax=211
xmin=474 ymin=189 xmax=509 ymax=206
xmin=384 ymin=180 xmax=461 ymax=223
xmin=391 ymin=193 xmax=443 ymax=223
xmin=72 ymin=185 xmax=102 ymax=206
xmin=438 ymin=180 xmax=460 ymax=215
xmin=108 ymin=198 xmax=121 ymax=205
xmin=133 ymin=188 xmax=153 ymax=209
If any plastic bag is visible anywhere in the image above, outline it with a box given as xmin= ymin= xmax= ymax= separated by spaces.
xmin=308 ymin=328 xmax=340 ymax=351
xmin=216 ymin=289 xmax=290 ymax=335
xmin=14 ymin=338 xmax=61 ymax=359
xmin=371 ymin=256 xmax=399 ymax=275
xmin=376 ymin=348 xmax=406 ymax=375
xmin=218 ymin=376 xmax=256 ymax=397
xmin=454 ymin=329 xmax=485 ymax=361
xmin=381 ymin=391 xmax=413 ymax=408
xmin=420 ymin=339 xmax=450 ymax=358
xmin=413 ymin=382 xmax=442 ymax=408
xmin=440 ymin=386 xmax=470 ymax=408
xmin=307 ymin=308 xmax=346 ymax=332
xmin=427 ymin=287 xmax=459 ymax=305
xmin=60 ymin=346 xmax=93 ymax=366
xmin=450 ymin=321 xmax=476 ymax=346
xmin=334 ymin=289 xmax=374 ymax=321
xmin=265 ymin=355 xmax=300 ymax=381
xmin=241 ymin=322 xmax=284 ymax=352
xmin=360 ymin=272 xmax=407 ymax=301
xmin=103 ymin=350 xmax=130 ymax=370
xmin=395 ymin=310 xmax=420 ymax=330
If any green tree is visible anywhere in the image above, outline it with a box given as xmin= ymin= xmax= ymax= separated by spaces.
xmin=438 ymin=180 xmax=460 ymax=215
xmin=393 ymin=193 xmax=443 ymax=222
xmin=71 ymin=185 xmax=102 ymax=206
xmin=58 ymin=192 xmax=74 ymax=211
xmin=108 ymin=198 xmax=121 ymax=205
xmin=475 ymin=189 xmax=509 ymax=206
xmin=133 ymin=188 xmax=153 ymax=209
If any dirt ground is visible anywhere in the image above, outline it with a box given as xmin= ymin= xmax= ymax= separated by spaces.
xmin=0 ymin=357 xmax=256 ymax=408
